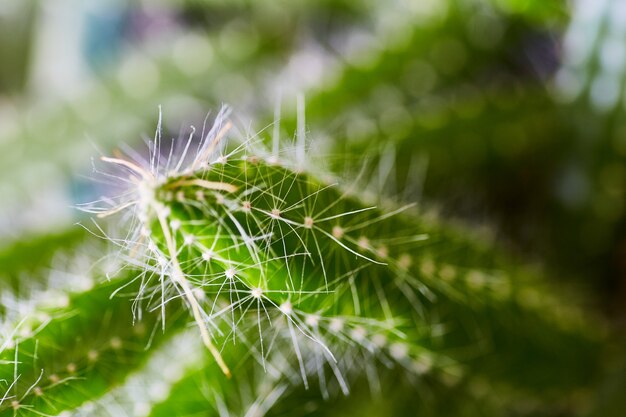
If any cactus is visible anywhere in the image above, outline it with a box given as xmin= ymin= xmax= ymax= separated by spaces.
xmin=1 ymin=108 xmax=607 ymax=416
xmin=1 ymin=1 xmax=620 ymax=416
xmin=0 ymin=110 xmax=589 ymax=416
xmin=0 ymin=293 xmax=186 ymax=416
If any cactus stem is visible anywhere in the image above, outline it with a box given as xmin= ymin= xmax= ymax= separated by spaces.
xmin=154 ymin=201 xmax=231 ymax=378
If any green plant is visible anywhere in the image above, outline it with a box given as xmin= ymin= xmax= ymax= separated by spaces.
xmin=1 ymin=110 xmax=604 ymax=416
xmin=4 ymin=1 xmax=624 ymax=415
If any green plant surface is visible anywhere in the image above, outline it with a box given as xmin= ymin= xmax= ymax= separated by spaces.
xmin=252 ymin=1 xmax=575 ymax=274
xmin=0 ymin=228 xmax=99 ymax=343
xmin=0 ymin=228 xmax=86 ymax=292
xmin=148 ymin=344 xmax=586 ymax=417
xmin=84 ymin=118 xmax=603 ymax=414
xmin=0 ymin=103 xmax=607 ymax=415
xmin=167 ymin=156 xmax=600 ymax=391
xmin=260 ymin=0 xmax=616 ymax=298
xmin=0 ymin=278 xmax=186 ymax=416
xmin=67 ymin=328 xmax=205 ymax=417
xmin=317 ymin=88 xmax=573 ymax=274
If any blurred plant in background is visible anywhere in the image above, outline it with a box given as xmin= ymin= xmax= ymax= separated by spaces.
xmin=1 ymin=0 xmax=626 ymax=416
